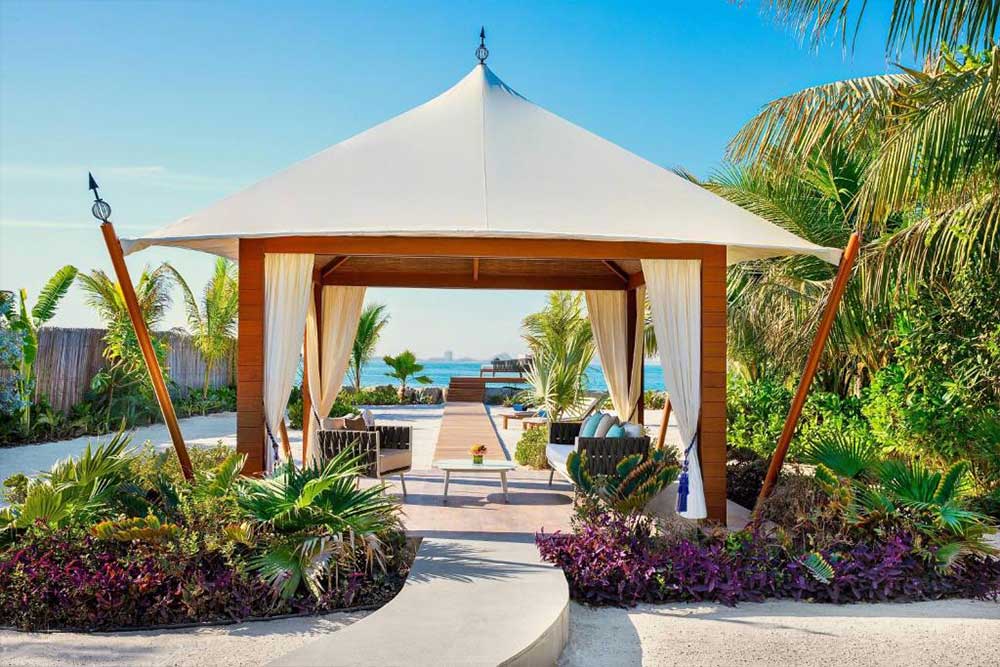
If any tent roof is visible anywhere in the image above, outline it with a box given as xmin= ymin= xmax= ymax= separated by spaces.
xmin=123 ymin=64 xmax=841 ymax=266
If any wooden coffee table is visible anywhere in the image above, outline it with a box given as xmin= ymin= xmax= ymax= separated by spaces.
xmin=433 ymin=459 xmax=517 ymax=503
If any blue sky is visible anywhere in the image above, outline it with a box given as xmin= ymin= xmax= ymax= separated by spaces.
xmin=0 ymin=1 xmax=902 ymax=359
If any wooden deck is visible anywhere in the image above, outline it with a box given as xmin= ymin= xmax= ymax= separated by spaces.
xmin=432 ymin=401 xmax=507 ymax=462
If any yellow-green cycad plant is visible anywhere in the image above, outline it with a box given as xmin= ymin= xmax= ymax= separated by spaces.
xmin=803 ymin=432 xmax=997 ymax=569
xmin=237 ymin=448 xmax=401 ymax=599
xmin=168 ymin=259 xmax=239 ymax=398
xmin=567 ymin=448 xmax=679 ymax=519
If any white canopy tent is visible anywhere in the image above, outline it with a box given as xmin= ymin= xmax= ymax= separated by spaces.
xmin=123 ymin=64 xmax=840 ymax=266
xmin=113 ymin=59 xmax=845 ymax=522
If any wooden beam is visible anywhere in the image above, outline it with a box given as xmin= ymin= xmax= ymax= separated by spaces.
xmin=626 ymin=288 xmax=639 ymax=421
xmin=603 ymin=260 xmax=629 ymax=284
xmin=472 ymin=257 xmax=480 ymax=281
xmin=262 ymin=236 xmax=716 ymax=261
xmin=237 ymin=238 xmax=266 ymax=475
xmin=322 ymin=270 xmax=627 ymax=291
xmin=100 ymin=222 xmax=193 ymax=480
xmin=320 ymin=256 xmax=350 ymax=281
xmin=278 ymin=419 xmax=292 ymax=461
xmin=755 ymin=233 xmax=861 ymax=513
xmin=700 ymin=245 xmax=728 ymax=523
xmin=627 ymin=272 xmax=646 ymax=290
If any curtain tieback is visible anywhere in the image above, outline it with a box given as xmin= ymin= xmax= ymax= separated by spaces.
xmin=264 ymin=420 xmax=281 ymax=462
xmin=676 ymin=430 xmax=698 ymax=514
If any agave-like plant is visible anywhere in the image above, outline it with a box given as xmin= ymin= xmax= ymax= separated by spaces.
xmin=567 ymin=448 xmax=679 ymax=518
xmin=237 ymin=449 xmax=401 ymax=599
xmin=0 ymin=430 xmax=137 ymax=544
xmin=804 ymin=432 xmax=996 ymax=568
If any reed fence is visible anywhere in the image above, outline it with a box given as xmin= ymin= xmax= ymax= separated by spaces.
xmin=23 ymin=327 xmax=233 ymax=412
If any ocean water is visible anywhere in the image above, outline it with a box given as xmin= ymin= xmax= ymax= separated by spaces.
xmin=349 ymin=359 xmax=665 ymax=392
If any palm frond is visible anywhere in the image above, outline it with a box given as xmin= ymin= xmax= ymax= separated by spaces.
xmin=31 ymin=265 xmax=77 ymax=324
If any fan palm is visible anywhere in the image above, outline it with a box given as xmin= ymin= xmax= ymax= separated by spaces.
xmin=167 ymin=259 xmax=239 ymax=397
xmin=350 ymin=303 xmax=390 ymax=392
xmin=237 ymin=449 xmax=401 ymax=599
xmin=2 ymin=265 xmax=77 ymax=433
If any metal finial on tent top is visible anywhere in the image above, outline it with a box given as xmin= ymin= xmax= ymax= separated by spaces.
xmin=88 ymin=172 xmax=112 ymax=223
xmin=476 ymin=26 xmax=489 ymax=64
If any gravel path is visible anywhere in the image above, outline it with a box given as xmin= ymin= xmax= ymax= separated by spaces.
xmin=0 ymin=611 xmax=369 ymax=667
xmin=560 ymin=599 xmax=1000 ymax=666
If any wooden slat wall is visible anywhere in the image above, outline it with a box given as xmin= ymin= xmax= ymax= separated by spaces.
xmin=700 ymin=246 xmax=728 ymax=523
xmin=237 ymin=239 xmax=266 ymax=475
xmin=5 ymin=327 xmax=235 ymax=413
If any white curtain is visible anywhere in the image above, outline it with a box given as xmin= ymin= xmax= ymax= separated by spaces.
xmin=641 ymin=259 xmax=705 ymax=519
xmin=263 ymin=253 xmax=314 ymax=473
xmin=304 ymin=285 xmax=367 ymax=466
xmin=585 ymin=287 xmax=645 ymax=421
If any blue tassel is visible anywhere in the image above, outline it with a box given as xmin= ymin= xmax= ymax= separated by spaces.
xmin=676 ymin=471 xmax=689 ymax=513
xmin=676 ymin=431 xmax=697 ymax=515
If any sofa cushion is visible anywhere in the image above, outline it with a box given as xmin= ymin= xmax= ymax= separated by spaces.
xmin=622 ymin=422 xmax=644 ymax=438
xmin=322 ymin=417 xmax=348 ymax=430
xmin=361 ymin=408 xmax=376 ymax=428
xmin=580 ymin=412 xmax=602 ymax=438
xmin=594 ymin=413 xmax=619 ymax=437
xmin=605 ymin=424 xmax=625 ymax=438
xmin=378 ymin=448 xmax=411 ymax=474
xmin=344 ymin=415 xmax=367 ymax=431
xmin=545 ymin=443 xmax=574 ymax=481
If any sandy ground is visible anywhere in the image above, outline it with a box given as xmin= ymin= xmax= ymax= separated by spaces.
xmin=561 ymin=599 xmax=1000 ymax=666
xmin=0 ymin=610 xmax=369 ymax=667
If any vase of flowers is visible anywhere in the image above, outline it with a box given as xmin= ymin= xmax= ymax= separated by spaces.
xmin=470 ymin=444 xmax=487 ymax=464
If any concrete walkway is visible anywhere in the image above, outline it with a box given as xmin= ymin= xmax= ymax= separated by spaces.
xmin=272 ymin=536 xmax=568 ymax=667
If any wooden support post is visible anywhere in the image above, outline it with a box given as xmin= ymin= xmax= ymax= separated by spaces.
xmin=701 ymin=246 xmax=728 ymax=523
xmin=755 ymin=233 xmax=861 ymax=512
xmin=656 ymin=399 xmax=672 ymax=449
xmin=625 ymin=287 xmax=639 ymax=421
xmin=99 ymin=222 xmax=193 ymax=480
xmin=301 ymin=325 xmax=311 ymax=464
xmin=237 ymin=239 xmax=266 ymax=475
xmin=278 ymin=419 xmax=292 ymax=461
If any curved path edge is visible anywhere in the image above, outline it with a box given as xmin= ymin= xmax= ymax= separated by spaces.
xmin=270 ymin=536 xmax=568 ymax=667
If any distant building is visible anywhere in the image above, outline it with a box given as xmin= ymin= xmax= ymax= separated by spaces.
xmin=443 ymin=350 xmax=454 ymax=361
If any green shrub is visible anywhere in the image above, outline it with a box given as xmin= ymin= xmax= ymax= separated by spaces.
xmin=514 ymin=426 xmax=549 ymax=469
xmin=643 ymin=390 xmax=666 ymax=410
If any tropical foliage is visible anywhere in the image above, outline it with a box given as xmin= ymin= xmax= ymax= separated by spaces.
xmin=382 ymin=350 xmax=432 ymax=399
xmin=0 ymin=266 xmax=78 ymax=434
xmin=0 ymin=431 xmax=410 ymax=631
xmin=519 ymin=291 xmax=595 ymax=421
xmin=168 ymin=258 xmax=239 ymax=397
xmin=351 ymin=303 xmax=390 ymax=392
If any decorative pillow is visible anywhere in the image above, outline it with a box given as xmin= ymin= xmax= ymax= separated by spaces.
xmin=605 ymin=424 xmax=625 ymax=438
xmin=322 ymin=417 xmax=347 ymax=430
xmin=623 ymin=422 xmax=644 ymax=438
xmin=580 ymin=412 xmax=602 ymax=438
xmin=344 ymin=415 xmax=367 ymax=431
xmin=594 ymin=413 xmax=619 ymax=437
xmin=361 ymin=408 xmax=376 ymax=428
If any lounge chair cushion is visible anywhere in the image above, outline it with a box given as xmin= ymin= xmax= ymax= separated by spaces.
xmin=580 ymin=413 xmax=603 ymax=437
xmin=594 ymin=413 xmax=619 ymax=437
xmin=545 ymin=443 xmax=574 ymax=482
xmin=605 ymin=424 xmax=625 ymax=438
xmin=622 ymin=422 xmax=644 ymax=438
xmin=379 ymin=448 xmax=411 ymax=474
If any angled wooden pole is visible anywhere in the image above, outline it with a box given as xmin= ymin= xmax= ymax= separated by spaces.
xmin=99 ymin=220 xmax=194 ymax=480
xmin=656 ymin=398 xmax=672 ymax=449
xmin=754 ymin=232 xmax=861 ymax=512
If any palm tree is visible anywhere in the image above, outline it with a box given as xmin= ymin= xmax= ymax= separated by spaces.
xmin=77 ymin=264 xmax=174 ymax=422
xmin=383 ymin=350 xmax=432 ymax=399
xmin=167 ymin=259 xmax=239 ymax=397
xmin=350 ymin=303 xmax=389 ymax=392
xmin=520 ymin=291 xmax=596 ymax=419
xmin=2 ymin=266 xmax=78 ymax=433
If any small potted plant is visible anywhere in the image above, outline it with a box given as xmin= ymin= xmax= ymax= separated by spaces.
xmin=470 ymin=443 xmax=487 ymax=464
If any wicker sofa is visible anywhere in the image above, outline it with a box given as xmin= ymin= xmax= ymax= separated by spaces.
xmin=316 ymin=422 xmax=413 ymax=496
xmin=546 ymin=420 xmax=650 ymax=486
